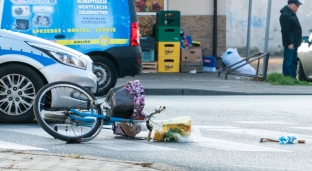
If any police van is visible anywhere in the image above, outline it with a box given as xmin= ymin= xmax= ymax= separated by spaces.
xmin=0 ymin=29 xmax=98 ymax=123
xmin=0 ymin=0 xmax=142 ymax=96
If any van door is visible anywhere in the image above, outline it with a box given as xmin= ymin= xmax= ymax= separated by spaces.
xmin=0 ymin=0 xmax=4 ymax=28
xmin=59 ymin=0 xmax=131 ymax=54
xmin=1 ymin=0 xmax=68 ymax=44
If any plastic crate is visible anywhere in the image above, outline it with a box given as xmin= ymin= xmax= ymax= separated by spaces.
xmin=156 ymin=26 xmax=180 ymax=42
xmin=157 ymin=42 xmax=180 ymax=58
xmin=142 ymin=50 xmax=155 ymax=62
xmin=158 ymin=57 xmax=180 ymax=73
xmin=203 ymin=56 xmax=217 ymax=72
xmin=157 ymin=11 xmax=181 ymax=27
xmin=203 ymin=56 xmax=216 ymax=67
xmin=140 ymin=37 xmax=155 ymax=50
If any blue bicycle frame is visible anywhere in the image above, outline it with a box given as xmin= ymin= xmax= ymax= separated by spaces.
xmin=69 ymin=108 xmax=132 ymax=125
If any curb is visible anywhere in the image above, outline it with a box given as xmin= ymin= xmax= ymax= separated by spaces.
xmin=144 ymin=88 xmax=312 ymax=96
xmin=1 ymin=150 xmax=184 ymax=171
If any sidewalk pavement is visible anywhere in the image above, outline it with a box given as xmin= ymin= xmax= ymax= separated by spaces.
xmin=116 ymin=57 xmax=312 ymax=95
xmin=0 ymin=150 xmax=182 ymax=171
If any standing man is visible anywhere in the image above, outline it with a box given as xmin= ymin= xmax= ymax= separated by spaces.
xmin=279 ymin=0 xmax=302 ymax=78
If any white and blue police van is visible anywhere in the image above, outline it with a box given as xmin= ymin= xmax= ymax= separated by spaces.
xmin=0 ymin=0 xmax=142 ymax=97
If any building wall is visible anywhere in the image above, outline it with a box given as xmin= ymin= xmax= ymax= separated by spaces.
xmin=226 ymin=0 xmax=312 ymax=56
xmin=168 ymin=0 xmax=226 ymax=15
xmin=138 ymin=0 xmax=227 ymax=57
xmin=169 ymin=0 xmax=227 ymax=56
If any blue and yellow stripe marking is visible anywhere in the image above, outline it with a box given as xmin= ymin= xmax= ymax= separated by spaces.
xmin=0 ymin=47 xmax=57 ymax=67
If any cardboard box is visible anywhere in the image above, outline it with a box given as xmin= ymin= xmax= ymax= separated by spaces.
xmin=181 ymin=47 xmax=202 ymax=62
xmin=180 ymin=61 xmax=203 ymax=73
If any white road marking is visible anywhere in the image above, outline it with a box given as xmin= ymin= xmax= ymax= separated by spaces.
xmin=196 ymin=137 xmax=291 ymax=152
xmin=0 ymin=127 xmax=52 ymax=138
xmin=0 ymin=141 xmax=47 ymax=151
xmin=202 ymin=128 xmax=312 ymax=143
xmin=233 ymin=121 xmax=295 ymax=124
xmin=90 ymin=141 xmax=176 ymax=151
xmin=195 ymin=126 xmax=239 ymax=129
xmin=233 ymin=165 xmax=298 ymax=171
xmin=291 ymin=127 xmax=312 ymax=130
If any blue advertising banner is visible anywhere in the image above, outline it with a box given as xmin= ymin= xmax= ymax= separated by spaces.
xmin=1 ymin=0 xmax=131 ymax=53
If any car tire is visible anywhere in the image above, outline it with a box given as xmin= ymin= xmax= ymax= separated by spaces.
xmin=0 ymin=64 xmax=45 ymax=123
xmin=91 ymin=56 xmax=118 ymax=96
xmin=297 ymin=60 xmax=307 ymax=81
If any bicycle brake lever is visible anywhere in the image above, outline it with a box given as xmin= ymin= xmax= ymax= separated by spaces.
xmin=101 ymin=102 xmax=111 ymax=110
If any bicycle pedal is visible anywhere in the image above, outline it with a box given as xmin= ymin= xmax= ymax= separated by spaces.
xmin=66 ymin=138 xmax=81 ymax=144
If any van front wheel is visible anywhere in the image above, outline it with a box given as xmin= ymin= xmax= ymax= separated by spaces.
xmin=92 ymin=56 xmax=118 ymax=96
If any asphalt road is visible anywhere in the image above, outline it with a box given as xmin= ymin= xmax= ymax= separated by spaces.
xmin=1 ymin=95 xmax=312 ymax=171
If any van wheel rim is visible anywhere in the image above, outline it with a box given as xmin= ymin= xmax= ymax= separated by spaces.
xmin=0 ymin=74 xmax=35 ymax=115
xmin=94 ymin=64 xmax=110 ymax=88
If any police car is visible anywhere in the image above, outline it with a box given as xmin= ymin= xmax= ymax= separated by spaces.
xmin=0 ymin=29 xmax=98 ymax=123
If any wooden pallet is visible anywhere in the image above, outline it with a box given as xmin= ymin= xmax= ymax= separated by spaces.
xmin=142 ymin=62 xmax=158 ymax=73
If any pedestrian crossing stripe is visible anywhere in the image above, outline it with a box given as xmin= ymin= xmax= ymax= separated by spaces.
xmin=90 ymin=141 xmax=176 ymax=151
xmin=201 ymin=127 xmax=312 ymax=144
xmin=197 ymin=137 xmax=292 ymax=152
xmin=233 ymin=121 xmax=295 ymax=124
xmin=291 ymin=127 xmax=312 ymax=130
xmin=0 ymin=141 xmax=47 ymax=151
xmin=0 ymin=127 xmax=52 ymax=138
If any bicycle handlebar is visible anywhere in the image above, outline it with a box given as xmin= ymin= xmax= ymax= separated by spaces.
xmin=148 ymin=106 xmax=166 ymax=117
xmin=143 ymin=106 xmax=166 ymax=122
xmin=146 ymin=106 xmax=166 ymax=141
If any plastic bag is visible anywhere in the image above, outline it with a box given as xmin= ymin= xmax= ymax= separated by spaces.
xmin=105 ymin=80 xmax=146 ymax=120
xmin=105 ymin=86 xmax=133 ymax=118
xmin=153 ymin=129 xmax=166 ymax=142
xmin=221 ymin=48 xmax=256 ymax=75
xmin=279 ymin=136 xmax=297 ymax=144
xmin=178 ymin=126 xmax=202 ymax=143
xmin=164 ymin=130 xmax=182 ymax=142
xmin=162 ymin=116 xmax=192 ymax=137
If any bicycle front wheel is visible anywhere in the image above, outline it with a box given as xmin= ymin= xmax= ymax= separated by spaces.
xmin=33 ymin=81 xmax=102 ymax=142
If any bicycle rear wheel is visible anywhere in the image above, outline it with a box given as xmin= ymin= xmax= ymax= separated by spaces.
xmin=33 ymin=81 xmax=102 ymax=142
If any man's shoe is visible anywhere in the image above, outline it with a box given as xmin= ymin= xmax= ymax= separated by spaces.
xmin=120 ymin=122 xmax=136 ymax=138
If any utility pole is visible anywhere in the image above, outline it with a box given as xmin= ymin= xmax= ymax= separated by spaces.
xmin=264 ymin=0 xmax=272 ymax=53
xmin=263 ymin=0 xmax=272 ymax=80
xmin=246 ymin=0 xmax=252 ymax=61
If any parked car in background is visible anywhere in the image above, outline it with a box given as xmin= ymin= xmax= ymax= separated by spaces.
xmin=0 ymin=0 xmax=142 ymax=96
xmin=297 ymin=35 xmax=312 ymax=81
xmin=0 ymin=29 xmax=98 ymax=123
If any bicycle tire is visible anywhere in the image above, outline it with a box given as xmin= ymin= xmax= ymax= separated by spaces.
xmin=33 ymin=81 xmax=102 ymax=142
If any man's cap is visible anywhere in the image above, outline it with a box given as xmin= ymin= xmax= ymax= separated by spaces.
xmin=288 ymin=0 xmax=303 ymax=5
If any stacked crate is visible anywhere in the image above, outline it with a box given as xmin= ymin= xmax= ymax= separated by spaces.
xmin=156 ymin=11 xmax=181 ymax=73
xmin=141 ymin=37 xmax=156 ymax=62
xmin=140 ymin=37 xmax=158 ymax=73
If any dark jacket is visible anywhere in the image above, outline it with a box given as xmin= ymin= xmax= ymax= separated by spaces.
xmin=279 ymin=6 xmax=302 ymax=48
